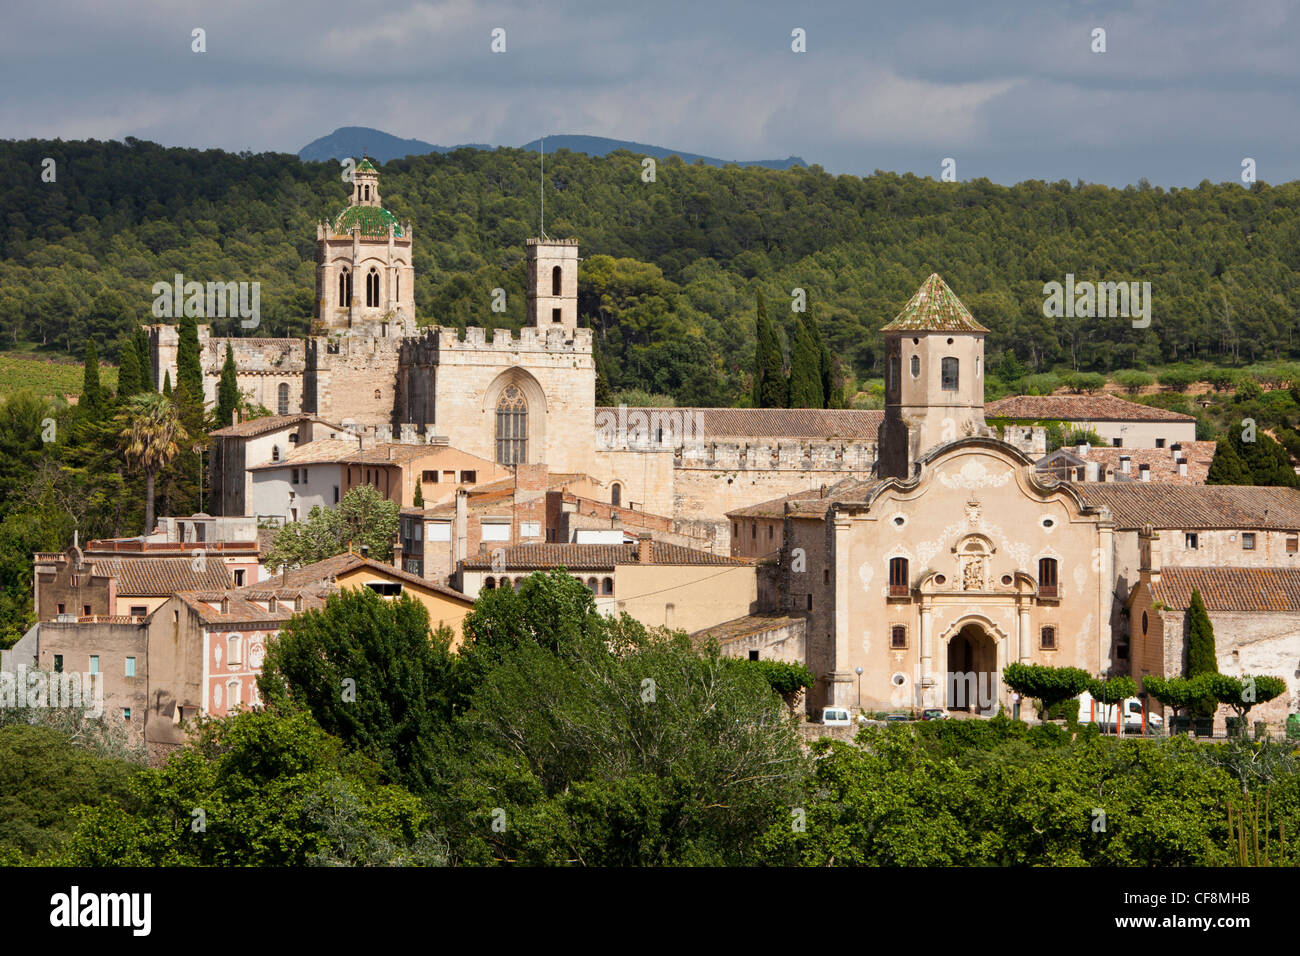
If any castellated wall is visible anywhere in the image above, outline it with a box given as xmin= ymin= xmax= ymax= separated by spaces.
xmin=305 ymin=334 xmax=404 ymax=429
xmin=201 ymin=332 xmax=305 ymax=419
xmin=398 ymin=326 xmax=598 ymax=476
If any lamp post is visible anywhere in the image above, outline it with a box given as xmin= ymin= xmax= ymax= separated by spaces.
xmin=855 ymin=666 xmax=864 ymax=711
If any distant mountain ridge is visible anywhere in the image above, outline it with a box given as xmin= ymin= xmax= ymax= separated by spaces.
xmin=298 ymin=126 xmax=806 ymax=170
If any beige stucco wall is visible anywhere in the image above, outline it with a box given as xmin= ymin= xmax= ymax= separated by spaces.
xmin=614 ymin=563 xmax=758 ymax=633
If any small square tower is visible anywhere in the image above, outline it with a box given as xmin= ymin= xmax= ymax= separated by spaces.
xmin=526 ymin=238 xmax=579 ymax=330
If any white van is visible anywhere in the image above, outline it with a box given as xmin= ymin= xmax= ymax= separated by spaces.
xmin=1076 ymin=691 xmax=1164 ymax=734
xmin=821 ymin=707 xmax=853 ymax=726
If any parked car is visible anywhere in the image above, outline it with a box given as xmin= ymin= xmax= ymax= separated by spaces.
xmin=821 ymin=707 xmax=853 ymax=726
xmin=921 ymin=708 xmax=949 ymax=721
xmin=884 ymin=712 xmax=913 ymax=722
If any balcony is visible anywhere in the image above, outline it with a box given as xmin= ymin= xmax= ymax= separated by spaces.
xmin=1039 ymin=585 xmax=1058 ymax=599
xmin=888 ymin=584 xmax=910 ymax=599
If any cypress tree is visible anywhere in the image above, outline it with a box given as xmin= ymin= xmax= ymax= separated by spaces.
xmin=753 ymin=292 xmax=787 ymax=408
xmin=788 ymin=314 xmax=823 ymax=408
xmin=1234 ymin=428 xmax=1299 ymax=487
xmin=116 ymin=335 xmax=141 ymax=398
xmin=593 ymin=339 xmax=614 ymax=406
xmin=80 ymin=341 xmax=102 ymax=417
xmin=162 ymin=372 xmax=173 ymax=398
xmin=216 ymin=344 xmax=239 ymax=427
xmin=811 ymin=312 xmax=834 ymax=409
xmin=135 ymin=327 xmax=152 ymax=389
xmin=176 ymin=314 xmax=203 ymax=400
xmin=1186 ymin=588 xmax=1219 ymax=719
xmin=1206 ymin=438 xmax=1251 ymax=484
xmin=412 ymin=481 xmax=424 ymax=508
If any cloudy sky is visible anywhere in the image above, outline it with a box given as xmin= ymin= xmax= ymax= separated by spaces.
xmin=2 ymin=0 xmax=1296 ymax=186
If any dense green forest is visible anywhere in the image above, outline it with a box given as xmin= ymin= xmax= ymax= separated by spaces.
xmin=3 ymin=137 xmax=1300 ymax=407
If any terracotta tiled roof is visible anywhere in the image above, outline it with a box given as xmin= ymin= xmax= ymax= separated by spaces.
xmin=1077 ymin=484 xmax=1300 ymax=530
xmin=461 ymin=541 xmax=742 ymax=570
xmin=690 ymin=612 xmax=806 ymax=646
xmin=729 ymin=486 xmax=843 ymax=518
xmin=1038 ymin=441 xmax=1215 ymax=485
xmin=985 ymin=394 xmax=1196 ymax=423
xmin=211 ymin=413 xmax=346 ymax=438
xmin=246 ymin=439 xmax=359 ymax=470
xmin=174 ymin=586 xmax=327 ymax=626
xmin=96 ymin=557 xmax=231 ymax=596
xmin=597 ymin=408 xmax=884 ymax=440
xmin=1151 ymin=567 xmax=1300 ymax=612
xmin=879 ymin=274 xmax=988 ymax=333
xmin=258 ymin=552 xmax=473 ymax=603
xmin=785 ymin=478 xmax=883 ymax=518
xmin=343 ymin=444 xmax=497 ymax=466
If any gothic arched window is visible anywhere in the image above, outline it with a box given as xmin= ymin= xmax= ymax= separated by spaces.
xmin=338 ymin=269 xmax=351 ymax=307
xmin=277 ymin=383 xmax=289 ymax=416
xmin=366 ymin=268 xmax=380 ymax=308
xmin=552 ymin=265 xmax=562 ymax=296
xmin=611 ymin=483 xmax=622 ymax=507
xmin=495 ymin=384 xmax=527 ymax=465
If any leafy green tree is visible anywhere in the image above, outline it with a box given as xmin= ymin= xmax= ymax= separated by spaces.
xmin=1158 ymin=367 xmax=1199 ymax=392
xmin=118 ymin=392 xmax=188 ymax=534
xmin=263 ymin=484 xmax=398 ymax=572
xmin=1143 ymin=674 xmax=1199 ymax=724
xmin=57 ymin=710 xmax=439 ymax=866
xmin=1115 ymin=370 xmax=1155 ymax=393
xmin=259 ymin=588 xmax=458 ymax=792
xmin=1186 ymin=588 xmax=1220 ymax=719
xmin=1201 ymin=674 xmax=1287 ymax=733
xmin=0 ymin=725 xmax=140 ymax=861
xmin=1002 ymin=663 xmax=1092 ymax=719
xmin=1088 ymin=675 xmax=1139 ymax=736
xmin=215 ymin=344 xmax=238 ymax=428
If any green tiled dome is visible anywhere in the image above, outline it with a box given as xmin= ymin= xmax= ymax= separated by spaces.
xmin=333 ymin=204 xmax=403 ymax=238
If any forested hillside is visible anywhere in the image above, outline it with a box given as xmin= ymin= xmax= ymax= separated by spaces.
xmin=2 ymin=137 xmax=1299 ymax=407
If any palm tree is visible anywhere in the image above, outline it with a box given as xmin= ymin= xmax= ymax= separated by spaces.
xmin=119 ymin=393 xmax=188 ymax=534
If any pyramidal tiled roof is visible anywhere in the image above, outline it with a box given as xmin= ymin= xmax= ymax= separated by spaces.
xmin=356 ymin=158 xmax=378 ymax=173
xmin=880 ymin=274 xmax=988 ymax=333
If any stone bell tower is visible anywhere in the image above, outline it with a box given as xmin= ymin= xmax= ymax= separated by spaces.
xmin=526 ymin=238 xmax=579 ymax=331
xmin=877 ymin=273 xmax=992 ymax=479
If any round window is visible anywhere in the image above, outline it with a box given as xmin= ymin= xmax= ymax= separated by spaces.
xmin=1042 ymin=518 xmax=1055 ymax=529
xmin=934 ymin=574 xmax=946 ymax=585
xmin=1001 ymin=574 xmax=1013 ymax=586
xmin=947 ymin=338 xmax=954 ymax=345
xmin=892 ymin=673 xmax=907 ymax=687
xmin=893 ymin=516 xmax=905 ymax=526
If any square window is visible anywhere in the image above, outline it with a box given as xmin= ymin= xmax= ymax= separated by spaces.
xmin=1288 ymin=536 xmax=1298 ymax=554
xmin=1185 ymin=533 xmax=1198 ymax=550
xmin=1155 ymin=438 xmax=1166 ymax=448
xmin=890 ymin=625 xmax=907 ymax=649
xmin=1112 ymin=438 xmax=1123 ymax=447
xmin=748 ymin=650 xmax=759 ymax=661
xmin=53 ymin=654 xmax=63 ymax=673
xmin=82 ymin=605 xmax=91 ymax=617
xmin=1242 ymin=533 xmax=1256 ymax=550
xmin=130 ymin=605 xmax=147 ymax=618
xmin=122 ymin=708 xmax=131 ymax=720
xmin=234 ymin=569 xmax=245 ymax=587
xmin=1040 ymin=626 xmax=1057 ymax=650
xmin=463 ymin=470 xmax=477 ymax=484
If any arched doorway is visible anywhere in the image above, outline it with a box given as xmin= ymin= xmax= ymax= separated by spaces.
xmin=944 ymin=623 xmax=999 ymax=713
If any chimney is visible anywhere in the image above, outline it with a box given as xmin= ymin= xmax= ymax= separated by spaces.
xmin=220 ymin=596 xmax=229 ymax=614
xmin=636 ymin=533 xmax=654 ymax=564
xmin=1076 ymin=442 xmax=1090 ymax=455
xmin=1177 ymin=457 xmax=1188 ymax=477
xmin=1119 ymin=455 xmax=1131 ymax=474
xmin=454 ymin=488 xmax=468 ymax=574
xmin=1170 ymin=442 xmax=1182 ymax=460
xmin=1084 ymin=461 xmax=1100 ymax=482
xmin=1139 ymin=463 xmax=1151 ymax=482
